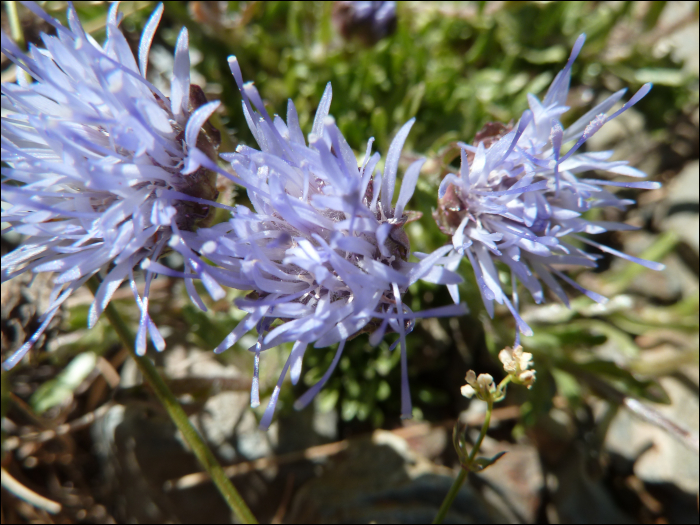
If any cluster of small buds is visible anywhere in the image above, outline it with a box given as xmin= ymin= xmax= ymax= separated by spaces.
xmin=461 ymin=345 xmax=536 ymax=402
xmin=461 ymin=370 xmax=497 ymax=402
xmin=499 ymin=345 xmax=536 ymax=389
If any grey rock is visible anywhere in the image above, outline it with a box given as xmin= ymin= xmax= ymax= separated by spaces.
xmin=476 ymin=436 xmax=544 ymax=524
xmin=659 ymin=160 xmax=699 ymax=253
xmin=287 ymin=430 xmax=501 ymax=524
xmin=606 ymin=375 xmax=699 ymax=494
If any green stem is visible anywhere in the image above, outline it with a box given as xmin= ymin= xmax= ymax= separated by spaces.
xmin=87 ymin=278 xmax=257 ymax=524
xmin=495 ymin=375 xmax=512 ymax=401
xmin=467 ymin=399 xmax=493 ymax=465
xmin=5 ymin=2 xmax=24 ymax=48
xmin=433 ymin=467 xmax=467 ymax=524
xmin=5 ymin=1 xmax=30 ymax=85
xmin=433 ymin=399 xmax=493 ymax=524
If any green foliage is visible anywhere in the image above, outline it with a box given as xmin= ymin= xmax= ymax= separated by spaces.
xmin=472 ymin=450 xmax=508 ymax=472
xmin=30 ymin=352 xmax=97 ymax=414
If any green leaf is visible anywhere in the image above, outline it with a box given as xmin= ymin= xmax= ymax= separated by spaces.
xmin=316 ymin=388 xmax=339 ymax=413
xmin=472 ymin=451 xmax=507 ymax=472
xmin=452 ymin=421 xmax=469 ymax=464
xmin=569 ymin=319 xmax=640 ymax=359
xmin=602 ymin=230 xmax=678 ymax=294
xmin=417 ymin=386 xmax=450 ymax=406
xmin=522 ymin=45 xmax=567 ymax=64
xmin=635 ymin=68 xmax=689 ymax=87
xmin=642 ymin=2 xmax=668 ymax=30
xmin=30 ymin=352 xmax=97 ymax=414
xmin=181 ymin=304 xmax=238 ymax=350
xmin=551 ymin=368 xmax=582 ymax=403
xmin=341 ymin=398 xmax=359 ymax=421
xmin=566 ymin=358 xmax=671 ymax=405
xmin=376 ymin=380 xmax=391 ymax=401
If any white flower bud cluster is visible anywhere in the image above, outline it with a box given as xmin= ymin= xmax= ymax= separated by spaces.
xmin=461 ymin=370 xmax=496 ymax=401
xmin=499 ymin=345 xmax=536 ymax=389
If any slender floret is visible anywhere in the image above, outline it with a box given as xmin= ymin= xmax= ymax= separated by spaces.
xmin=1 ymin=2 xmax=223 ymax=368
xmin=434 ymin=34 xmax=663 ymax=342
xmin=173 ymin=58 xmax=466 ymax=428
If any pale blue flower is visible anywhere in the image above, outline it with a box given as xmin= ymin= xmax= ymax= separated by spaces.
xmin=168 ymin=58 xmax=466 ymax=428
xmin=1 ymin=2 xmax=222 ymax=368
xmin=435 ymin=34 xmax=664 ymax=343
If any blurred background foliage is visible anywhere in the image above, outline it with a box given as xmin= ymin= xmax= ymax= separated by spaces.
xmin=1 ymin=1 xmax=698 ymax=523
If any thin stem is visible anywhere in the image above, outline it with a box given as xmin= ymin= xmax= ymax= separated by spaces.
xmin=433 ymin=399 xmax=494 ymax=524
xmin=5 ymin=1 xmax=31 ymax=85
xmin=467 ymin=399 xmax=493 ymax=464
xmin=86 ymin=278 xmax=257 ymax=524
xmin=432 ymin=467 xmax=467 ymax=524
xmin=495 ymin=375 xmax=512 ymax=401
xmin=5 ymin=2 xmax=24 ymax=48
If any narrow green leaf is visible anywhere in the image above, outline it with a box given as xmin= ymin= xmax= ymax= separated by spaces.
xmin=472 ymin=451 xmax=507 ymax=471
xmin=30 ymin=352 xmax=97 ymax=414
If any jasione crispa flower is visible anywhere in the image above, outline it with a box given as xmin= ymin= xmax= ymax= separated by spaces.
xmin=434 ymin=34 xmax=663 ymax=343
xmin=1 ymin=2 xmax=223 ymax=368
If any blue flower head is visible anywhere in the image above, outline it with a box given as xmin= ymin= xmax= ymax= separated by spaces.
xmin=172 ymin=58 xmax=466 ymax=428
xmin=434 ymin=34 xmax=663 ymax=343
xmin=1 ymin=2 xmax=223 ymax=368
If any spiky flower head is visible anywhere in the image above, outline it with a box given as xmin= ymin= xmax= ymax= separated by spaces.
xmin=434 ymin=34 xmax=663 ymax=342
xmin=1 ymin=2 xmax=223 ymax=368
xmin=173 ymin=57 xmax=466 ymax=428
